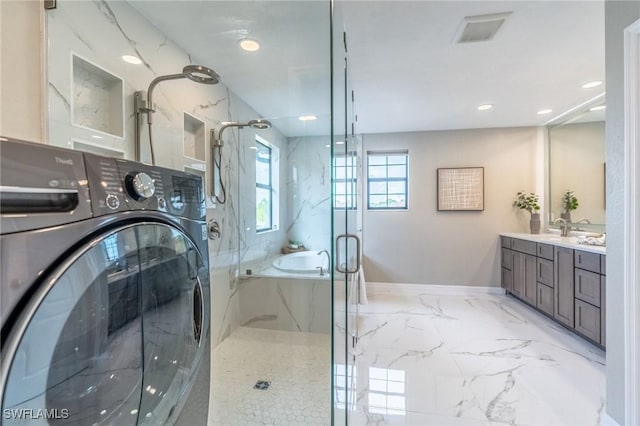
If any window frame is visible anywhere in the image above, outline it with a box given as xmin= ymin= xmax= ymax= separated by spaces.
xmin=366 ymin=151 xmax=409 ymax=210
xmin=333 ymin=151 xmax=358 ymax=210
xmin=255 ymin=140 xmax=273 ymax=233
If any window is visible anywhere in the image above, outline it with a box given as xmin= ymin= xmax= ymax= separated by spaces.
xmin=333 ymin=152 xmax=357 ymax=210
xmin=256 ymin=140 xmax=273 ymax=232
xmin=367 ymin=151 xmax=408 ymax=209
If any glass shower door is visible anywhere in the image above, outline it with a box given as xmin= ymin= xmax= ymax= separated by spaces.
xmin=332 ymin=0 xmax=362 ymax=423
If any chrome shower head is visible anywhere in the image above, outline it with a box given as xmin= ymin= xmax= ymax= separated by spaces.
xmin=182 ymin=65 xmax=220 ymax=85
xmin=247 ymin=119 xmax=272 ymax=130
xmin=214 ymin=119 xmax=272 ymax=147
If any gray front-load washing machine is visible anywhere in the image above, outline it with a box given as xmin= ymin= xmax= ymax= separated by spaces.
xmin=0 ymin=138 xmax=210 ymax=425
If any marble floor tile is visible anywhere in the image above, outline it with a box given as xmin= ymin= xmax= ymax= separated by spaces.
xmin=351 ymin=292 xmax=606 ymax=426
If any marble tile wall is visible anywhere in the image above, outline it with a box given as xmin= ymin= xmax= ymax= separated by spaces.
xmin=286 ymin=136 xmax=332 ymax=251
xmin=46 ymin=0 xmax=289 ymax=348
xmin=237 ymin=276 xmax=331 ymax=334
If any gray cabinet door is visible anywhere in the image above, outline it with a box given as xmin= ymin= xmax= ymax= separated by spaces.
xmin=554 ymin=246 xmax=575 ymax=327
xmin=523 ymin=254 xmax=537 ymax=306
xmin=601 ymin=275 xmax=606 ymax=347
xmin=537 ymin=283 xmax=554 ymax=316
xmin=575 ymin=299 xmax=601 ymax=344
xmin=512 ymin=251 xmax=525 ymax=298
xmin=502 ymin=267 xmax=513 ymax=292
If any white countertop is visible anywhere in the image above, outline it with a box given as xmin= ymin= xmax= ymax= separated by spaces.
xmin=500 ymin=232 xmax=606 ymax=255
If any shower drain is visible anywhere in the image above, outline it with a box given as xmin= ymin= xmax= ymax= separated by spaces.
xmin=253 ymin=380 xmax=271 ymax=390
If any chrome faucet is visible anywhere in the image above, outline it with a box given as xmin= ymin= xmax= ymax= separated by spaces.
xmin=574 ymin=218 xmax=591 ymax=231
xmin=317 ymin=250 xmax=330 ymax=275
xmin=553 ymin=218 xmax=570 ymax=237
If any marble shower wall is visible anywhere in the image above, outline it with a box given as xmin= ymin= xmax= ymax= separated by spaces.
xmin=286 ymin=136 xmax=332 ymax=251
xmin=46 ymin=0 xmax=288 ymax=347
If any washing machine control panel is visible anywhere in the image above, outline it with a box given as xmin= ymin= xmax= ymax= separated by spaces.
xmin=83 ymin=154 xmax=204 ymax=220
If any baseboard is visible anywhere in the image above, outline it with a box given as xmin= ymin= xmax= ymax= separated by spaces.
xmin=367 ymin=282 xmax=506 ymax=296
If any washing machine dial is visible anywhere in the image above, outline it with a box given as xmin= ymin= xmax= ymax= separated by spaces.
xmin=125 ymin=172 xmax=155 ymax=201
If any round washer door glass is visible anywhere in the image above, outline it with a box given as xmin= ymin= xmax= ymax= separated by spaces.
xmin=1 ymin=223 xmax=209 ymax=425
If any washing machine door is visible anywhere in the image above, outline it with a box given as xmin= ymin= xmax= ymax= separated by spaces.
xmin=0 ymin=222 xmax=209 ymax=425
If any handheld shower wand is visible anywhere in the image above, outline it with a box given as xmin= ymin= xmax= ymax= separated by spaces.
xmin=135 ymin=65 xmax=220 ymax=165
xmin=210 ymin=119 xmax=272 ymax=204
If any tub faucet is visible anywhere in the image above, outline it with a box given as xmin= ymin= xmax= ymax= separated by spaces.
xmin=553 ymin=218 xmax=570 ymax=237
xmin=317 ymin=250 xmax=330 ymax=274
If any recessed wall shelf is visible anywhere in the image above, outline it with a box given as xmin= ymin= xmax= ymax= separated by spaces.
xmin=184 ymin=112 xmax=206 ymax=161
xmin=71 ymin=54 xmax=124 ymax=138
xmin=71 ymin=139 xmax=125 ymax=159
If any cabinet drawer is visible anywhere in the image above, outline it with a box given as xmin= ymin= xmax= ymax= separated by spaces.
xmin=537 ymin=243 xmax=554 ymax=261
xmin=575 ymin=299 xmax=601 ymax=344
xmin=575 ymin=250 xmax=601 ymax=273
xmin=511 ymin=238 xmax=537 ymax=255
xmin=537 ymin=283 xmax=554 ymax=316
xmin=601 ymin=255 xmax=606 ymax=275
xmin=501 ymin=236 xmax=512 ymax=249
xmin=575 ymin=269 xmax=601 ymax=307
xmin=502 ymin=248 xmax=513 ymax=269
xmin=537 ymin=258 xmax=554 ymax=287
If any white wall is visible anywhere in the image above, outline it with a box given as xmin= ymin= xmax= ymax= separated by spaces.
xmin=604 ymin=1 xmax=640 ymax=424
xmin=0 ymin=1 xmax=44 ymax=142
xmin=362 ymin=127 xmax=543 ymax=285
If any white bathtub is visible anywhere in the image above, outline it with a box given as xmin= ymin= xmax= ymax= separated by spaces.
xmin=272 ymin=251 xmax=330 ymax=274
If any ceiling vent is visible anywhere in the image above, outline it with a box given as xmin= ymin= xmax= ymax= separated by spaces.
xmin=455 ymin=12 xmax=512 ymax=43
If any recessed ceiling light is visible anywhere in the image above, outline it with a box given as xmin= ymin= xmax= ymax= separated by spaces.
xmin=299 ymin=115 xmax=317 ymax=121
xmin=239 ymin=38 xmax=260 ymax=52
xmin=582 ymin=80 xmax=603 ymax=89
xmin=537 ymin=109 xmax=553 ymax=115
xmin=477 ymin=104 xmax=493 ymax=111
xmin=590 ymin=105 xmax=606 ymax=111
xmin=122 ymin=55 xmax=142 ymax=65
xmin=336 ymin=141 xmax=345 ymax=145
xmin=325 ymin=144 xmax=331 ymax=148
xmin=92 ymin=135 xmax=103 ymax=139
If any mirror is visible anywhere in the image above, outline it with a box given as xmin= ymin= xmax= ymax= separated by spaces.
xmin=548 ymin=99 xmax=606 ymax=231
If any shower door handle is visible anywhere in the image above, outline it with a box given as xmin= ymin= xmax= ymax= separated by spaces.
xmin=335 ymin=233 xmax=361 ymax=274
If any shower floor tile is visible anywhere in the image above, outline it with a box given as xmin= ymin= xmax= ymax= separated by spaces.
xmin=208 ymin=326 xmax=331 ymax=426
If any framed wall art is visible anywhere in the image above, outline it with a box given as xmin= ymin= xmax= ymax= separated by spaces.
xmin=437 ymin=167 xmax=484 ymax=211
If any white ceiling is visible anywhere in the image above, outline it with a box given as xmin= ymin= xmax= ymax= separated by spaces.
xmin=131 ymin=0 xmax=605 ymax=137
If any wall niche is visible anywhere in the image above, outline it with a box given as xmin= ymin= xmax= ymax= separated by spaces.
xmin=71 ymin=54 xmax=124 ymax=138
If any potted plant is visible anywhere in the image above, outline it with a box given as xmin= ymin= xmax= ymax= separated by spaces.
xmin=561 ymin=190 xmax=579 ymax=222
xmin=513 ymin=191 xmax=541 ymax=234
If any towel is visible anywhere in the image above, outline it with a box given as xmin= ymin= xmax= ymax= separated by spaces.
xmin=348 ymin=267 xmax=368 ymax=305
xmin=576 ymin=234 xmax=606 ymax=247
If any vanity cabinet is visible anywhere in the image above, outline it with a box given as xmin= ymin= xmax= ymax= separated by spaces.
xmin=501 ymin=235 xmax=606 ymax=349
xmin=502 ymin=237 xmax=544 ymax=307
xmin=573 ymin=250 xmax=606 ymax=345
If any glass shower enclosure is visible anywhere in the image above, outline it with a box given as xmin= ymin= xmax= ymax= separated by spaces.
xmin=43 ymin=0 xmax=361 ymax=423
